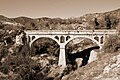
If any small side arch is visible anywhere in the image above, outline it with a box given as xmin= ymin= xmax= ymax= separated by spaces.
xmin=55 ymin=36 xmax=59 ymax=41
xmin=94 ymin=36 xmax=99 ymax=42
xmin=66 ymin=36 xmax=71 ymax=41
xmin=32 ymin=36 xmax=35 ymax=40
xmin=60 ymin=36 xmax=65 ymax=43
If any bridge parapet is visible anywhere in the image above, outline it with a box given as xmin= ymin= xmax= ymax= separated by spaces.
xmin=25 ymin=30 xmax=117 ymax=35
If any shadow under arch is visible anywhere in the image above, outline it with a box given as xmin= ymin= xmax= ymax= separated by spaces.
xmin=65 ymin=36 xmax=101 ymax=48
xmin=65 ymin=37 xmax=100 ymax=68
xmin=68 ymin=46 xmax=100 ymax=67
xmin=31 ymin=37 xmax=60 ymax=59
xmin=65 ymin=37 xmax=100 ymax=53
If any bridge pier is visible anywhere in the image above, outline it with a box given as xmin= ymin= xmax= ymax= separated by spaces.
xmin=58 ymin=44 xmax=66 ymax=68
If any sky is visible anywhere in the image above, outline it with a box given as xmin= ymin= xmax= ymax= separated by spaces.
xmin=0 ymin=0 xmax=120 ymax=18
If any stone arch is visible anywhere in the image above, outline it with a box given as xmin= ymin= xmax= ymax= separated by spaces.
xmin=65 ymin=36 xmax=101 ymax=48
xmin=29 ymin=36 xmax=60 ymax=47
xmin=30 ymin=36 xmax=61 ymax=65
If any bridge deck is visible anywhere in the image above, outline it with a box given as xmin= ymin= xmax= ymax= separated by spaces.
xmin=25 ymin=30 xmax=117 ymax=35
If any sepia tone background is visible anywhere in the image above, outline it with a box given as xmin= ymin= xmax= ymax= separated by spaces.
xmin=0 ymin=0 xmax=120 ymax=18
xmin=0 ymin=0 xmax=120 ymax=80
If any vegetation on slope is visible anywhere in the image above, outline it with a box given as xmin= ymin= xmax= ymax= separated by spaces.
xmin=0 ymin=8 xmax=119 ymax=30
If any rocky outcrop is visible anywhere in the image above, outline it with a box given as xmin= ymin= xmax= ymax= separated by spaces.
xmin=103 ymin=55 xmax=120 ymax=74
xmin=15 ymin=33 xmax=24 ymax=46
xmin=75 ymin=58 xmax=83 ymax=68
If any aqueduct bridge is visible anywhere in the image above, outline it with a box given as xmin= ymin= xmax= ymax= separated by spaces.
xmin=25 ymin=30 xmax=117 ymax=68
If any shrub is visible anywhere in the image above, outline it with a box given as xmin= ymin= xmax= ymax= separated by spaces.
xmin=0 ymin=45 xmax=8 ymax=61
xmin=103 ymin=35 xmax=120 ymax=53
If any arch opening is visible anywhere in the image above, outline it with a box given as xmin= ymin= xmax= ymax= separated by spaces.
xmin=31 ymin=37 xmax=60 ymax=65
xmin=100 ymin=36 xmax=103 ymax=44
xmin=32 ymin=36 xmax=35 ymax=40
xmin=94 ymin=36 xmax=99 ymax=42
xmin=60 ymin=36 xmax=65 ymax=43
xmin=55 ymin=36 xmax=59 ymax=41
xmin=66 ymin=36 xmax=71 ymax=41
xmin=65 ymin=37 xmax=100 ymax=69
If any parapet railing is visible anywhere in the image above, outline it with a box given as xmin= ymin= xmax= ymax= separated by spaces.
xmin=25 ymin=29 xmax=117 ymax=35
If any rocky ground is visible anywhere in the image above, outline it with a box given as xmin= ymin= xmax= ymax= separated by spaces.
xmin=62 ymin=50 xmax=120 ymax=80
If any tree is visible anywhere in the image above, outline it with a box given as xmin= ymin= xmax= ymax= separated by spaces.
xmin=105 ymin=15 xmax=111 ymax=29
xmin=103 ymin=35 xmax=120 ymax=53
xmin=94 ymin=18 xmax=99 ymax=29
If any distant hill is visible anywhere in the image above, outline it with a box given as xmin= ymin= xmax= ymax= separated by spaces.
xmin=0 ymin=8 xmax=120 ymax=30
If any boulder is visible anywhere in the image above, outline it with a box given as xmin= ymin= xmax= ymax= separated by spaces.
xmin=75 ymin=58 xmax=83 ymax=68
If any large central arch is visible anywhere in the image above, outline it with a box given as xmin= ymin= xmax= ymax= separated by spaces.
xmin=64 ymin=36 xmax=101 ymax=48
xmin=65 ymin=36 xmax=100 ymax=51
xmin=30 ymin=36 xmax=60 ymax=65
xmin=65 ymin=36 xmax=100 ymax=67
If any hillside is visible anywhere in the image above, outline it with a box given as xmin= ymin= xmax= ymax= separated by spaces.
xmin=0 ymin=8 xmax=120 ymax=30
